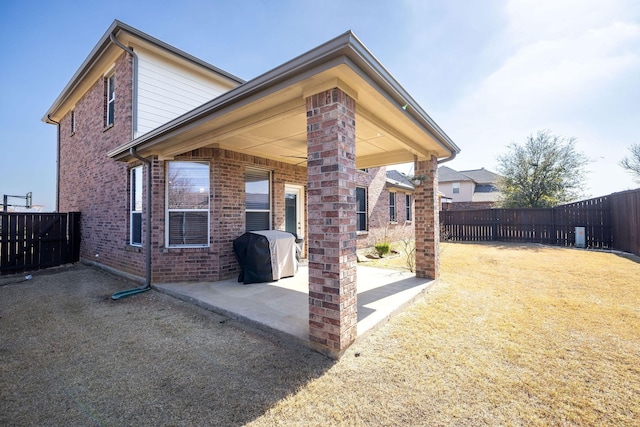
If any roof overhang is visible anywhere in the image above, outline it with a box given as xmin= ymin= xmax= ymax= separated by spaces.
xmin=103 ymin=30 xmax=459 ymax=168
xmin=43 ymin=20 xmax=244 ymax=123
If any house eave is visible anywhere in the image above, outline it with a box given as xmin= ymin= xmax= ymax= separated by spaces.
xmin=108 ymin=30 xmax=460 ymax=162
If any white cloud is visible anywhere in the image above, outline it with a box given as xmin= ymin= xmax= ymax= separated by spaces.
xmin=433 ymin=0 xmax=640 ymax=197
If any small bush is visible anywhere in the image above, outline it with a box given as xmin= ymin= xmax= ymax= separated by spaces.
xmin=374 ymin=243 xmax=391 ymax=258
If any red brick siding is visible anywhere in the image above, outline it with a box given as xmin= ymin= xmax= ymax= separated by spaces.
xmin=414 ymin=156 xmax=439 ymax=279
xmin=148 ymin=148 xmax=307 ymax=283
xmin=446 ymin=201 xmax=495 ymax=211
xmin=355 ymin=168 xmax=415 ymax=248
xmin=58 ymin=52 xmax=143 ymax=276
xmin=306 ymin=88 xmax=358 ymax=358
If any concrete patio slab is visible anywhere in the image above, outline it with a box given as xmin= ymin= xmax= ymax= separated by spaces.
xmin=155 ymin=265 xmax=435 ymax=348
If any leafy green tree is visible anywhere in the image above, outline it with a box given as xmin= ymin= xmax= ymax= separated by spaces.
xmin=620 ymin=143 xmax=640 ymax=183
xmin=497 ymin=130 xmax=589 ymax=208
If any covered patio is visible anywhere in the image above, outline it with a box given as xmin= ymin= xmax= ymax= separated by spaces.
xmin=154 ymin=264 xmax=435 ymax=348
xmin=108 ymin=30 xmax=459 ymax=358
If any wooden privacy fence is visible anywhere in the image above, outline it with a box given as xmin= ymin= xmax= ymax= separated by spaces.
xmin=441 ymin=189 xmax=640 ymax=256
xmin=0 ymin=212 xmax=81 ymax=275
xmin=610 ymin=189 xmax=640 ymax=256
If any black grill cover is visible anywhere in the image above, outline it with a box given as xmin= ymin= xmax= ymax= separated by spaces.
xmin=233 ymin=230 xmax=298 ymax=284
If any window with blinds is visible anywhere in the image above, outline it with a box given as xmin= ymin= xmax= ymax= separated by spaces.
xmin=245 ymin=168 xmax=271 ymax=231
xmin=130 ymin=166 xmax=143 ymax=246
xmin=356 ymin=186 xmax=367 ymax=232
xmin=406 ymin=194 xmax=412 ymax=221
xmin=389 ymin=192 xmax=396 ymax=222
xmin=166 ymin=161 xmax=210 ymax=247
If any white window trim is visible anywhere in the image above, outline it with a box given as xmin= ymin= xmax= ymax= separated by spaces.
xmin=165 ymin=161 xmax=210 ymax=248
xmin=106 ymin=74 xmax=115 ymax=127
xmin=245 ymin=168 xmax=272 ymax=231
xmin=452 ymin=182 xmax=460 ymax=194
xmin=130 ymin=166 xmax=143 ymax=247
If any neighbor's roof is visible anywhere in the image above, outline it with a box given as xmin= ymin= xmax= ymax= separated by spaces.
xmin=43 ymin=20 xmax=244 ymax=123
xmin=386 ymin=170 xmax=414 ymax=191
xmin=438 ymin=166 xmax=472 ymax=182
xmin=460 ymin=168 xmax=501 ymax=184
xmin=438 ymin=166 xmax=501 ymax=184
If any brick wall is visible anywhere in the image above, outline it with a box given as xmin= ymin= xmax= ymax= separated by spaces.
xmin=447 ymin=201 xmax=495 ymax=211
xmin=149 ymin=148 xmax=307 ymax=283
xmin=58 ymin=52 xmax=144 ymax=277
xmin=355 ymin=168 xmax=415 ymax=249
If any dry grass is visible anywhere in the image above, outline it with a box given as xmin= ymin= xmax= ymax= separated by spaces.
xmin=250 ymin=242 xmax=640 ymax=426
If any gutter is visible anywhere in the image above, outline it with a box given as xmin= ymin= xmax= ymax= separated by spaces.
xmin=110 ymin=33 xmax=138 ymax=138
xmin=46 ymin=115 xmax=61 ymax=212
xmin=111 ymin=147 xmax=152 ymax=299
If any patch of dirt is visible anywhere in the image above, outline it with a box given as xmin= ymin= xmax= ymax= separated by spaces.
xmin=0 ymin=264 xmax=333 ymax=426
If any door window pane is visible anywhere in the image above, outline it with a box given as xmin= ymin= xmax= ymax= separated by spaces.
xmin=285 ymin=193 xmax=297 ymax=235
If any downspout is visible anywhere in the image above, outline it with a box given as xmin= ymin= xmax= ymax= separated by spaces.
xmin=109 ymin=34 xmax=150 ymax=299
xmin=111 ymin=148 xmax=152 ymax=299
xmin=109 ymin=33 xmax=138 ymax=138
xmin=47 ymin=115 xmax=61 ymax=212
xmin=437 ymin=151 xmax=457 ymax=164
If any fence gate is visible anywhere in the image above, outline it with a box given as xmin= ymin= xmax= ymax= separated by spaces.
xmin=0 ymin=212 xmax=81 ymax=275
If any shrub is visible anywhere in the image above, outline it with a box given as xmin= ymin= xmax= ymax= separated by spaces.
xmin=374 ymin=243 xmax=390 ymax=258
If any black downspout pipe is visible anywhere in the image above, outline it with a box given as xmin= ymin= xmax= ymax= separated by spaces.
xmin=111 ymin=148 xmax=152 ymax=299
xmin=47 ymin=115 xmax=61 ymax=212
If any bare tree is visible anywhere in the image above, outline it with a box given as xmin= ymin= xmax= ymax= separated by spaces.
xmin=620 ymin=143 xmax=640 ymax=183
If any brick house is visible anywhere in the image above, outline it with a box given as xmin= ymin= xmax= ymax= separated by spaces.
xmin=438 ymin=166 xmax=502 ymax=210
xmin=43 ymin=21 xmax=459 ymax=357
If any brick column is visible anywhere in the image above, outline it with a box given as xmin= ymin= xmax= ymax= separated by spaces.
xmin=306 ymin=88 xmax=358 ymax=359
xmin=414 ymin=155 xmax=440 ymax=279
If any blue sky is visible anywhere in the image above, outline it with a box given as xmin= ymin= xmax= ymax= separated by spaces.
xmin=1 ymin=0 xmax=639 ymax=211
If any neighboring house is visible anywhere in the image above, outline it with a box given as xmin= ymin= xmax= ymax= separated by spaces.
xmin=438 ymin=166 xmax=501 ymax=210
xmin=43 ymin=20 xmax=459 ymax=357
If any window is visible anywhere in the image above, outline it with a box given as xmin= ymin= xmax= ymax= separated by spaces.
xmin=130 ymin=166 xmax=143 ymax=246
xmin=245 ymin=168 xmax=271 ymax=231
xmin=406 ymin=194 xmax=412 ymax=221
xmin=70 ymin=110 xmax=76 ymax=134
xmin=356 ymin=186 xmax=367 ymax=232
xmin=166 ymin=161 xmax=210 ymax=247
xmin=389 ymin=192 xmax=396 ymax=222
xmin=452 ymin=182 xmax=460 ymax=194
xmin=106 ymin=74 xmax=115 ymax=127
